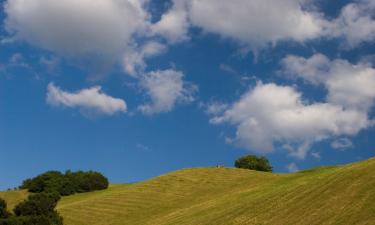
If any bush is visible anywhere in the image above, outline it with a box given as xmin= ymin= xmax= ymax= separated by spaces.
xmin=235 ymin=155 xmax=273 ymax=172
xmin=20 ymin=170 xmax=109 ymax=196
xmin=0 ymin=199 xmax=11 ymax=219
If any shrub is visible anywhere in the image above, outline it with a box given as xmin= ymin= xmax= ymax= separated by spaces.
xmin=0 ymin=199 xmax=11 ymax=219
xmin=235 ymin=155 xmax=273 ymax=172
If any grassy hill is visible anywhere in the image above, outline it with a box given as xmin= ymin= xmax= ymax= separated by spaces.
xmin=2 ymin=158 xmax=375 ymax=225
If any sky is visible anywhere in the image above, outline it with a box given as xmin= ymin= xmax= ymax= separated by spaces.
xmin=1 ymin=0 xmax=375 ymax=190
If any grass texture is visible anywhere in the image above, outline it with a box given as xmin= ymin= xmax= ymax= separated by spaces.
xmin=2 ymin=158 xmax=375 ymax=225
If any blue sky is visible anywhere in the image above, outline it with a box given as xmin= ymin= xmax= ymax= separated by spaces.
xmin=1 ymin=0 xmax=375 ymax=190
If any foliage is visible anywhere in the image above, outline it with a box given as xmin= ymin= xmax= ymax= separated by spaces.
xmin=1 ymin=169 xmax=108 ymax=225
xmin=0 ymin=199 xmax=11 ymax=219
xmin=0 ymin=193 xmax=62 ymax=225
xmin=234 ymin=155 xmax=273 ymax=172
xmin=0 ymin=214 xmax=63 ymax=225
xmin=13 ymin=192 xmax=60 ymax=216
xmin=20 ymin=171 xmax=109 ymax=196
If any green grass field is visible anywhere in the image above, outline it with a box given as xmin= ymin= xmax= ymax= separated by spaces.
xmin=2 ymin=158 xmax=375 ymax=225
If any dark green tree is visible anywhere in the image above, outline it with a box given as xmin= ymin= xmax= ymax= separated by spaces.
xmin=14 ymin=192 xmax=60 ymax=217
xmin=19 ymin=171 xmax=64 ymax=193
xmin=0 ymin=193 xmax=62 ymax=225
xmin=234 ymin=155 xmax=273 ymax=172
xmin=20 ymin=170 xmax=109 ymax=196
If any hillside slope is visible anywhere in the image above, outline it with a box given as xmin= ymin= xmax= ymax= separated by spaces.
xmin=2 ymin=158 xmax=375 ymax=225
xmin=0 ymin=189 xmax=28 ymax=210
xmin=57 ymin=158 xmax=375 ymax=225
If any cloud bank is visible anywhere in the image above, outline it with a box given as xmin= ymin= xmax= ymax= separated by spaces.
xmin=160 ymin=0 xmax=375 ymax=50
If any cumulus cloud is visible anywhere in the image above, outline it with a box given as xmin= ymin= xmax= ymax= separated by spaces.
xmin=2 ymin=0 xmax=190 ymax=75
xmin=4 ymin=0 xmax=199 ymax=115
xmin=159 ymin=0 xmax=375 ymax=50
xmin=151 ymin=0 xmax=190 ymax=43
xmin=277 ymin=53 xmax=375 ymax=157
xmin=47 ymin=83 xmax=127 ymax=116
xmin=281 ymin=54 xmax=375 ymax=111
xmin=5 ymin=0 xmax=375 ymax=64
xmin=4 ymin=0 xmax=148 ymax=57
xmin=186 ymin=0 xmax=325 ymax=49
xmin=328 ymin=0 xmax=375 ymax=48
xmin=211 ymin=83 xmax=370 ymax=159
xmin=3 ymin=0 xmax=186 ymax=79
xmin=138 ymin=69 xmax=197 ymax=115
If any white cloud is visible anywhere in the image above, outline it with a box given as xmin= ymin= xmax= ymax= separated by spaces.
xmin=280 ymin=53 xmax=375 ymax=157
xmin=151 ymin=0 xmax=190 ymax=43
xmin=186 ymin=0 xmax=325 ymax=49
xmin=328 ymin=0 xmax=375 ymax=48
xmin=123 ymin=41 xmax=167 ymax=76
xmin=138 ymin=69 xmax=197 ymax=115
xmin=331 ymin=138 xmax=353 ymax=150
xmin=287 ymin=162 xmax=299 ymax=173
xmin=280 ymin=54 xmax=330 ymax=84
xmin=4 ymin=0 xmax=198 ymax=116
xmin=281 ymin=54 xmax=375 ymax=111
xmin=47 ymin=83 xmax=127 ymax=116
xmin=159 ymin=0 xmax=375 ymax=50
xmin=5 ymin=0 xmax=375 ymax=64
xmin=5 ymin=0 xmax=148 ymax=56
xmin=211 ymin=83 xmax=370 ymax=159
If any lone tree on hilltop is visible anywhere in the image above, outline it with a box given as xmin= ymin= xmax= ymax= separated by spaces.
xmin=235 ymin=155 xmax=272 ymax=172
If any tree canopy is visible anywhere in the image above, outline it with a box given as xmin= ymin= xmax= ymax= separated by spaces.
xmin=20 ymin=170 xmax=109 ymax=196
xmin=234 ymin=155 xmax=272 ymax=172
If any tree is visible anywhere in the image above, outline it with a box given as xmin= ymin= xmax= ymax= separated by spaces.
xmin=20 ymin=170 xmax=109 ymax=196
xmin=234 ymin=155 xmax=273 ymax=172
xmin=19 ymin=171 xmax=64 ymax=193
xmin=14 ymin=192 xmax=60 ymax=217
xmin=0 ymin=193 xmax=62 ymax=225
xmin=75 ymin=171 xmax=109 ymax=192
xmin=13 ymin=193 xmax=63 ymax=225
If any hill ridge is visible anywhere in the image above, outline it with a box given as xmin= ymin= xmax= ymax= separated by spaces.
xmin=1 ymin=157 xmax=375 ymax=225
